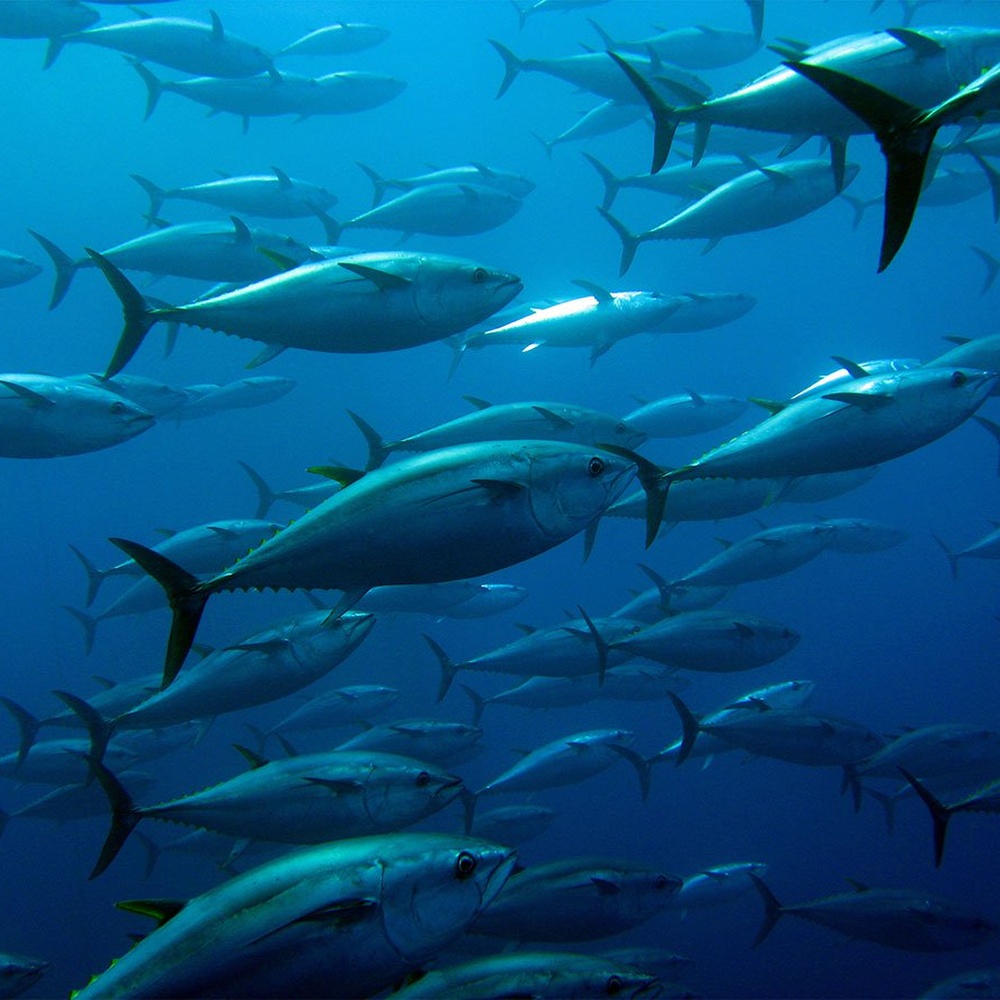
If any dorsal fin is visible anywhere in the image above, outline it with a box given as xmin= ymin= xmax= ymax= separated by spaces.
xmin=116 ymin=899 xmax=187 ymax=927
xmin=885 ymin=27 xmax=945 ymax=59
xmin=830 ymin=355 xmax=869 ymax=380
xmin=233 ymin=743 xmax=269 ymax=769
xmin=209 ymin=10 xmax=224 ymax=43
xmin=572 ymin=279 xmax=613 ymax=304
xmin=462 ymin=395 xmax=492 ymax=410
xmin=230 ymin=216 xmax=252 ymax=243
xmin=532 ymin=405 xmax=573 ymax=430
xmin=271 ymin=166 xmax=292 ymax=189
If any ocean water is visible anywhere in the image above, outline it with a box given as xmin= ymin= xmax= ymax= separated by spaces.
xmin=0 ymin=1 xmax=998 ymax=997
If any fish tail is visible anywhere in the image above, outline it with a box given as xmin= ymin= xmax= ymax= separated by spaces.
xmin=575 ymin=606 xmax=609 ymax=684
xmin=107 ymin=538 xmax=209 ymax=689
xmin=596 ymin=208 xmax=641 ymax=277
xmin=968 ymin=152 xmax=1000 ymax=224
xmin=129 ymin=60 xmax=164 ymax=120
xmin=971 ymin=246 xmax=1000 ymax=295
xmin=79 ymin=753 xmax=142 ymax=880
xmin=667 ymin=692 xmax=701 ymax=766
xmin=529 ymin=130 xmax=555 ymax=160
xmin=27 ymin=230 xmax=79 ymax=309
xmin=52 ymin=690 xmax=116 ymax=767
xmin=973 ymin=415 xmax=1000 ymax=476
xmin=85 ymin=249 xmax=160 ymax=378
xmin=237 ymin=460 xmax=278 ymax=518
xmin=129 ymin=174 xmax=166 ymax=224
xmin=609 ymin=744 xmax=652 ymax=802
xmin=582 ymin=153 xmax=621 ymax=212
xmin=423 ymin=634 xmax=460 ymax=702
xmin=638 ymin=563 xmax=674 ymax=612
xmin=346 ymin=410 xmax=390 ymax=470
xmin=0 ymin=697 xmax=41 ymax=766
xmin=749 ymin=874 xmax=784 ymax=947
xmin=134 ymin=831 xmax=161 ymax=881
xmin=841 ymin=764 xmax=862 ymax=813
xmin=460 ymin=685 xmax=487 ymax=727
xmin=42 ymin=37 xmax=66 ymax=70
xmin=607 ymin=52 xmax=678 ymax=173
xmin=784 ymin=61 xmax=932 ymax=272
xmin=356 ymin=162 xmax=390 ymax=207
xmin=865 ymin=787 xmax=897 ymax=836
xmin=898 ymin=766 xmax=952 ymax=868
xmin=931 ymin=533 xmax=960 ymax=581
xmin=746 ymin=0 xmax=764 ymax=42
xmin=489 ymin=39 xmax=524 ymax=99
xmin=63 ymin=605 xmax=98 ymax=656
xmin=67 ymin=544 xmax=109 ymax=607
xmin=310 ymin=206 xmax=342 ymax=245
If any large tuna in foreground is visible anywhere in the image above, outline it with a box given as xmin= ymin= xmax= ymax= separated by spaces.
xmin=112 ymin=440 xmax=661 ymax=686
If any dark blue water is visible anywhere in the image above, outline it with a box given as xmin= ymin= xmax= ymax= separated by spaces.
xmin=0 ymin=1 xmax=998 ymax=997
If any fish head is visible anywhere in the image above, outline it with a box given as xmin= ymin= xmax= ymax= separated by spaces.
xmin=362 ymin=757 xmax=464 ymax=828
xmin=607 ymin=416 xmax=648 ymax=451
xmin=524 ymin=443 xmax=637 ymax=540
xmin=896 ymin=367 xmax=998 ymax=432
xmin=412 ymin=256 xmax=523 ymax=333
xmin=944 ymin=28 xmax=1000 ymax=90
xmin=910 ymin=898 xmax=999 ymax=950
xmin=65 ymin=386 xmax=156 ymax=448
xmin=611 ymin=866 xmax=682 ymax=921
xmin=827 ymin=518 xmax=908 ymax=553
xmin=378 ymin=835 xmax=517 ymax=963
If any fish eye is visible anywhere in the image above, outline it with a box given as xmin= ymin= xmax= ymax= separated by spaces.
xmin=415 ymin=770 xmax=430 ymax=787
xmin=950 ymin=370 xmax=968 ymax=388
xmin=109 ymin=401 xmax=126 ymax=414
xmin=615 ymin=422 xmax=627 ymax=435
xmin=588 ymin=456 xmax=605 ymax=477
xmin=471 ymin=267 xmax=488 ymax=284
xmin=455 ymin=851 xmax=477 ymax=879
xmin=654 ymin=873 xmax=671 ymax=890
xmin=606 ymin=975 xmax=623 ymax=995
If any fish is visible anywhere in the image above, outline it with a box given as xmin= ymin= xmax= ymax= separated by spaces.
xmin=649 ymin=679 xmax=817 ymax=766
xmin=89 ymin=247 xmax=523 ymax=375
xmin=0 ymin=373 xmax=154 ymax=458
xmin=352 ymin=580 xmax=529 ymax=618
xmin=357 ymin=162 xmax=535 ymax=207
xmin=30 ymin=220 xmax=319 ymax=309
xmin=534 ymin=102 xmax=647 ymax=157
xmin=819 ymin=517 xmax=908 ymax=553
xmin=470 ymin=856 xmax=681 ymax=941
xmin=390 ymin=950 xmax=660 ymax=999
xmin=333 ymin=183 xmax=525 ymax=240
xmin=475 ymin=727 xmax=647 ymax=800
xmin=675 ymin=861 xmax=770 ymax=910
xmin=670 ymin=521 xmax=837 ymax=588
xmin=47 ymin=11 xmax=273 ymax=77
xmin=348 ymin=398 xmax=645 ymax=470
xmin=110 ymin=439 xmax=656 ymax=687
xmin=275 ymin=22 xmax=390 ymax=58
xmin=585 ymin=152 xmax=758 ymax=211
xmin=468 ymin=282 xmax=685 ymax=363
xmin=131 ymin=167 xmax=337 ymax=225
xmin=511 ymin=0 xmax=610 ymax=30
xmin=750 ymin=875 xmax=997 ymax=951
xmin=239 ymin=461 xmax=343 ymax=519
xmin=335 ymin=719 xmax=484 ymax=769
xmin=263 ymin=684 xmax=401 ymax=739
xmin=84 ymin=748 xmax=466 ymax=876
xmin=70 ymin=833 xmax=517 ymax=999
xmin=786 ymin=357 xmax=922 ymax=401
xmin=469 ymin=804 xmax=556 ymax=845
xmin=654 ymin=366 xmax=997 ymax=496
xmin=0 ymin=248 xmax=42 ymax=288
xmin=64 ymin=612 xmax=374 ymax=755
xmin=601 ymin=158 xmax=859 ymax=273
xmin=67 ymin=372 xmax=191 ymax=418
xmin=623 ymin=389 xmax=749 ymax=439
xmin=595 ymin=609 xmax=801 ymax=674
xmin=920 ymin=967 xmax=1000 ymax=999
xmin=0 ymin=0 xmax=98 ymax=51
xmin=132 ymin=64 xmax=407 ymax=131
xmin=168 ymin=376 xmax=296 ymax=420
xmin=925 ymin=334 xmax=1000 ymax=391
xmin=426 ymin=613 xmax=645 ymax=701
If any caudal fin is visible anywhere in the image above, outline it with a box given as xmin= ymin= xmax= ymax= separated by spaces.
xmin=356 ymin=162 xmax=390 ymax=207
xmin=68 ymin=544 xmax=111 ymax=607
xmin=0 ymin=697 xmax=41 ymax=766
xmin=346 ymin=410 xmax=390 ymax=470
xmin=423 ymin=634 xmax=461 ymax=702
xmin=898 ymin=766 xmax=953 ymax=868
xmin=77 ymin=753 xmax=143 ymax=879
xmin=63 ymin=605 xmax=98 ymax=656
xmin=608 ymin=53 xmax=678 ymax=173
xmin=489 ymin=39 xmax=525 ymax=99
xmin=931 ymin=533 xmax=960 ymax=581
xmin=27 ymin=230 xmax=80 ymax=309
xmin=130 ymin=174 xmax=167 ymax=223
xmin=667 ymin=692 xmax=702 ymax=766
xmin=107 ymin=538 xmax=209 ymax=688
xmin=785 ymin=61 xmax=933 ymax=271
xmin=597 ymin=208 xmax=641 ymax=277
xmin=582 ymin=153 xmax=622 ymax=211
xmin=749 ymin=874 xmax=784 ymax=947
xmin=86 ymin=249 xmax=162 ymax=378
xmin=237 ymin=460 xmax=278 ymax=518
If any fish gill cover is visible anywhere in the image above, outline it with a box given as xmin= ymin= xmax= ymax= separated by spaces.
xmin=0 ymin=1 xmax=998 ymax=998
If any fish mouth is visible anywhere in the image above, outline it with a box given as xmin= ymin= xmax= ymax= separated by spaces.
xmin=434 ymin=775 xmax=465 ymax=802
xmin=494 ymin=276 xmax=523 ymax=298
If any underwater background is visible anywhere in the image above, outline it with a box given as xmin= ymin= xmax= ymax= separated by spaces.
xmin=0 ymin=1 xmax=998 ymax=996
